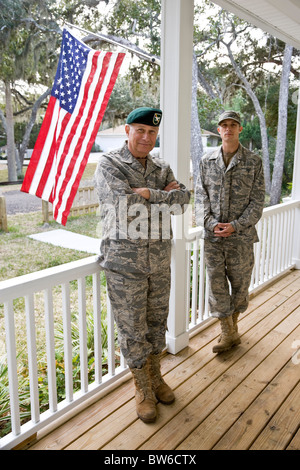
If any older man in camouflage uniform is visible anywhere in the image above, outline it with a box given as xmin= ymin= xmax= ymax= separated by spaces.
xmin=195 ymin=110 xmax=265 ymax=354
xmin=94 ymin=107 xmax=190 ymax=422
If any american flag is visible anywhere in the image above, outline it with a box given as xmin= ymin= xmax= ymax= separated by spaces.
xmin=21 ymin=28 xmax=125 ymax=225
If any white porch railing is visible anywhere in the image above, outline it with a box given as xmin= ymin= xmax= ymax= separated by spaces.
xmin=0 ymin=199 xmax=299 ymax=449
xmin=0 ymin=257 xmax=128 ymax=449
xmin=185 ymin=199 xmax=300 ymax=331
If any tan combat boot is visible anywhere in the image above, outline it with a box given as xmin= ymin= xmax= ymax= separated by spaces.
xmin=212 ymin=315 xmax=241 ymax=354
xmin=232 ymin=311 xmax=240 ymax=334
xmin=130 ymin=363 xmax=157 ymax=423
xmin=148 ymin=353 xmax=175 ymax=405
xmin=217 ymin=311 xmax=240 ymax=343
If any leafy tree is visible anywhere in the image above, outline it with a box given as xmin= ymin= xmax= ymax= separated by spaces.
xmin=103 ymin=74 xmax=160 ymax=127
xmin=1 ymin=0 xmax=298 ymax=203
xmin=193 ymin=0 xmax=299 ymax=202
xmin=82 ymin=0 xmax=299 ymax=200
xmin=0 ymin=0 xmax=59 ymax=179
xmin=0 ymin=0 xmax=108 ymax=180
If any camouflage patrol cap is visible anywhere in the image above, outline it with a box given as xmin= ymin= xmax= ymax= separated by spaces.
xmin=218 ymin=110 xmax=241 ymax=125
xmin=126 ymin=107 xmax=162 ymax=127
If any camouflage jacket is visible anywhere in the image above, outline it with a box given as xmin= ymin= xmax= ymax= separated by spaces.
xmin=195 ymin=144 xmax=265 ymax=243
xmin=94 ymin=143 xmax=190 ymax=273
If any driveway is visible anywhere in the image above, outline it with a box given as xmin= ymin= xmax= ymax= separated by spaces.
xmin=1 ymin=188 xmax=42 ymax=215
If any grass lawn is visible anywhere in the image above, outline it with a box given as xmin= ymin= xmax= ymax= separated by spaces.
xmin=0 ymin=164 xmax=110 ymax=434
xmin=0 ymin=158 xmax=98 ymax=183
xmin=0 ymin=163 xmax=99 ymax=281
xmin=0 ymin=211 xmax=100 ymax=280
xmin=0 ymin=200 xmax=110 ymax=439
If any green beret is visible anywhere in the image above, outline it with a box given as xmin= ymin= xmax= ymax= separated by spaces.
xmin=126 ymin=107 xmax=162 ymax=127
xmin=218 ymin=110 xmax=241 ymax=125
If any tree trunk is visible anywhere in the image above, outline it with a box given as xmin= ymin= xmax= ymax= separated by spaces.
xmin=270 ymin=44 xmax=293 ymax=206
xmin=19 ymin=88 xmax=51 ymax=167
xmin=85 ymin=33 xmax=205 ymax=187
xmin=190 ymin=53 xmax=204 ymax=187
xmin=5 ymin=81 xmax=17 ymax=181
xmin=225 ymin=43 xmax=271 ymax=195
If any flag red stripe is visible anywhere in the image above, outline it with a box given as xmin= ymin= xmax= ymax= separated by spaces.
xmin=52 ymin=51 xmax=103 ymax=220
xmin=59 ymin=53 xmax=125 ymax=225
xmin=52 ymin=53 xmax=112 ymax=220
xmin=21 ymin=96 xmax=57 ymax=193
xmin=37 ymin=111 xmax=71 ymax=200
xmin=53 ymin=51 xmax=101 ymax=196
xmin=57 ymin=54 xmax=119 ymax=223
xmin=21 ymin=27 xmax=125 ymax=225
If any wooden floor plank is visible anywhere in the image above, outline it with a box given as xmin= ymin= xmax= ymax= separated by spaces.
xmin=176 ymin=322 xmax=300 ymax=450
xmin=286 ymin=428 xmax=300 ymax=450
xmin=103 ymin=295 xmax=300 ymax=450
xmin=27 ymin=270 xmax=300 ymax=451
xmin=29 ymin=321 xmax=219 ymax=450
xmin=30 ymin=321 xmax=221 ymax=450
xmin=65 ymin=343 xmax=221 ymax=449
xmin=66 ymin=399 xmax=137 ymax=450
xmin=137 ymin=309 xmax=300 ymax=451
xmin=213 ymin=353 xmax=300 ymax=449
xmin=28 ymin=378 xmax=133 ymax=450
xmin=249 ymin=381 xmax=300 ymax=450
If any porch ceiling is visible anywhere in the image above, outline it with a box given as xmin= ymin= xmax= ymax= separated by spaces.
xmin=212 ymin=0 xmax=300 ymax=50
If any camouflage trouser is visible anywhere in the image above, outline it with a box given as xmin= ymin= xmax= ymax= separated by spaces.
xmin=105 ymin=269 xmax=171 ymax=369
xmin=204 ymin=238 xmax=255 ymax=319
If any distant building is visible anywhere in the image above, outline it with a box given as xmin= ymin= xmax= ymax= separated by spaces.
xmin=95 ymin=125 xmax=127 ymax=152
xmin=95 ymin=125 xmax=221 ymax=153
xmin=201 ymin=129 xmax=221 ymax=149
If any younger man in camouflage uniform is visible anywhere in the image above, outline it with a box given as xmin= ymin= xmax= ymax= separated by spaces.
xmin=94 ymin=107 xmax=190 ymax=422
xmin=195 ymin=111 xmax=265 ymax=353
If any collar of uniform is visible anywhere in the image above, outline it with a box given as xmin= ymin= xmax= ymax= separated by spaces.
xmin=226 ymin=143 xmax=244 ymax=170
xmin=119 ymin=142 xmax=163 ymax=174
xmin=210 ymin=143 xmax=243 ymax=170
xmin=119 ymin=142 xmax=139 ymax=164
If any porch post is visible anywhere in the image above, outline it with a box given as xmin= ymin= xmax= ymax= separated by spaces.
xmin=160 ymin=0 xmax=194 ymax=353
xmin=291 ymin=85 xmax=300 ymax=269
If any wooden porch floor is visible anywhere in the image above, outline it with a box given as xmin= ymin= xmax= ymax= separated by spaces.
xmin=28 ymin=269 xmax=300 ymax=451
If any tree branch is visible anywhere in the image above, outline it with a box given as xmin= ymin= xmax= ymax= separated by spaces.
xmin=19 ymin=87 xmax=51 ymax=164
xmin=82 ymin=31 xmax=160 ymax=65
xmin=0 ymin=108 xmax=7 ymax=133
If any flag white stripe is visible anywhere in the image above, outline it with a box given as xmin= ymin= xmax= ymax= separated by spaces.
xmin=28 ymin=100 xmax=61 ymax=196
xmin=42 ymin=108 xmax=69 ymax=200
xmin=51 ymin=50 xmax=100 ymax=212
xmin=21 ymin=26 xmax=125 ymax=225
xmin=56 ymin=53 xmax=120 ymax=223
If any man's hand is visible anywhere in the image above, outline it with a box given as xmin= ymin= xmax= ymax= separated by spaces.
xmin=213 ymin=223 xmax=235 ymax=238
xmin=164 ymin=181 xmax=180 ymax=192
xmin=132 ymin=187 xmax=150 ymax=199
xmin=132 ymin=181 xmax=180 ymax=200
